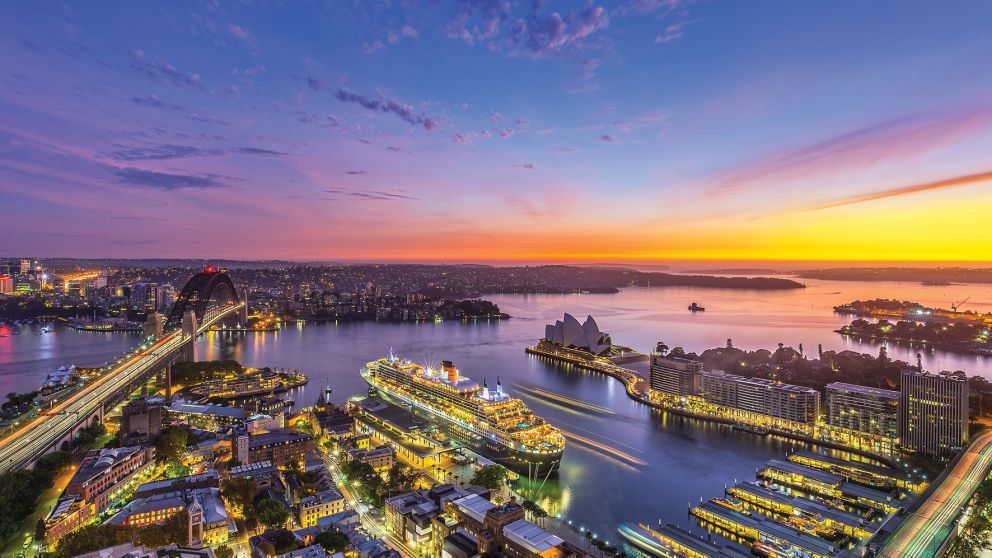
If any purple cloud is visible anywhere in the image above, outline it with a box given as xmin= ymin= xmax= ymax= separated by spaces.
xmin=599 ymin=134 xmax=616 ymax=143
xmin=346 ymin=170 xmax=371 ymax=175
xmin=447 ymin=0 xmax=512 ymax=46
xmin=655 ymin=22 xmax=688 ymax=44
xmin=131 ymin=95 xmax=183 ymax=112
xmin=324 ymin=187 xmax=417 ymax=201
xmin=129 ymin=49 xmax=202 ymax=88
xmin=227 ymin=24 xmax=258 ymax=51
xmin=334 ymin=88 xmax=439 ymax=131
xmin=514 ymin=163 xmax=537 ymax=169
xmin=114 ymin=167 xmax=227 ymax=190
xmin=554 ymin=146 xmax=578 ymax=153
xmin=509 ymin=6 xmax=610 ymax=56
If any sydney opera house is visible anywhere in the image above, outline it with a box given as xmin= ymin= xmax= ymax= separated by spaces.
xmin=544 ymin=313 xmax=614 ymax=355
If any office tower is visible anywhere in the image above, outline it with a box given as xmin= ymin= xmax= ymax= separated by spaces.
xmin=899 ymin=370 xmax=969 ymax=456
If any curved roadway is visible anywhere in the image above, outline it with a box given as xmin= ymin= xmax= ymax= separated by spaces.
xmin=879 ymin=429 xmax=992 ymax=558
xmin=0 ymin=304 xmax=242 ymax=473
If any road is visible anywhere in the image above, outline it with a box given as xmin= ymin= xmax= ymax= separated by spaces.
xmin=0 ymin=304 xmax=242 ymax=474
xmin=879 ymin=430 xmax=992 ymax=558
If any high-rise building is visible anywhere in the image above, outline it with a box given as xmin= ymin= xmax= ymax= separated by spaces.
xmin=699 ymin=371 xmax=821 ymax=432
xmin=649 ymin=355 xmax=703 ymax=398
xmin=19 ymin=259 xmax=30 ymax=275
xmin=899 ymin=370 xmax=969 ymax=457
xmin=159 ymin=284 xmax=176 ymax=312
xmin=131 ymin=283 xmax=159 ymax=310
xmin=825 ymin=382 xmax=900 ymax=453
xmin=0 ymin=275 xmax=12 ymax=295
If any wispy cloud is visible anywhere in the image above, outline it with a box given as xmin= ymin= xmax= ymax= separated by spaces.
xmin=554 ymin=146 xmax=578 ymax=154
xmin=334 ymin=88 xmax=439 ymax=131
xmin=227 ymin=24 xmax=258 ymax=52
xmin=706 ymin=105 xmax=992 ymax=197
xmin=598 ymin=134 xmax=616 ymax=143
xmin=129 ymin=49 xmax=202 ymax=88
xmin=513 ymin=163 xmax=537 ymax=169
xmin=114 ymin=167 xmax=228 ymax=190
xmin=346 ymin=170 xmax=371 ymax=175
xmin=324 ymin=187 xmax=417 ymax=201
xmin=104 ymin=144 xmax=287 ymax=161
xmin=801 ymin=170 xmax=992 ymax=212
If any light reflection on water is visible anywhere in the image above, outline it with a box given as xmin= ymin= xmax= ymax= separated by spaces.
xmin=2 ymin=279 xmax=990 ymax=540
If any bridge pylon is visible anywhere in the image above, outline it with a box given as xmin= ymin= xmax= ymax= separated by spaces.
xmin=182 ymin=310 xmax=199 ymax=363
xmin=239 ymin=285 xmax=249 ymax=326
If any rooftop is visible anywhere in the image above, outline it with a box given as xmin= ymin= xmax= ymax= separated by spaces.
xmin=503 ymin=519 xmax=563 ymax=554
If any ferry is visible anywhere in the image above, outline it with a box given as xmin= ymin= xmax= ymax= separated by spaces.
xmin=688 ymin=302 xmax=705 ymax=312
xmin=362 ymin=352 xmax=565 ymax=477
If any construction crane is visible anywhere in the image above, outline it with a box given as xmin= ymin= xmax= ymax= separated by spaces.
xmin=951 ymin=297 xmax=971 ymax=313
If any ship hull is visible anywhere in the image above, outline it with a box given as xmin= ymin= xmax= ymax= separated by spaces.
xmin=363 ymin=372 xmax=562 ymax=478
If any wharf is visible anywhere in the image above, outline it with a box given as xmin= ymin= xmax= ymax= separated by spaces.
xmin=758 ymin=460 xmax=898 ymax=513
xmin=726 ymin=482 xmax=876 ymax=539
xmin=690 ymin=500 xmax=839 ymax=558
xmin=618 ymin=522 xmax=752 ymax=558
xmin=788 ymin=450 xmax=924 ymax=492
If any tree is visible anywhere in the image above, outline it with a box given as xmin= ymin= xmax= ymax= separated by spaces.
xmin=655 ymin=342 xmax=669 ymax=356
xmin=220 ymin=477 xmax=257 ymax=516
xmin=215 ymin=546 xmax=235 ymax=558
xmin=35 ymin=518 xmax=46 ymax=542
xmin=156 ymin=426 xmax=191 ymax=464
xmin=469 ymin=465 xmax=507 ymax=490
xmin=315 ymin=530 xmax=350 ymax=553
xmin=385 ymin=463 xmax=417 ymax=495
xmin=255 ymin=498 xmax=290 ymax=530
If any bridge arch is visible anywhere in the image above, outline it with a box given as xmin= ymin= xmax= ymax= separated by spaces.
xmin=165 ymin=268 xmax=239 ymax=330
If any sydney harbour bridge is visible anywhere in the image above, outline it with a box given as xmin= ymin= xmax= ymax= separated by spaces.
xmin=0 ymin=268 xmax=247 ymax=473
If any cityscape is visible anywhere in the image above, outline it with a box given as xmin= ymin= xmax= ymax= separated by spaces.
xmin=3 ymin=4 xmax=992 ymax=558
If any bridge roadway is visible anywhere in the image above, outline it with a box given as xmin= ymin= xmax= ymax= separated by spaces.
xmin=879 ymin=429 xmax=992 ymax=558
xmin=0 ymin=304 xmax=243 ymax=474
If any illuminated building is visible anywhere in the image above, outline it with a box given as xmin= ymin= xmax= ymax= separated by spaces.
xmin=73 ymin=543 xmax=216 ymax=558
xmin=45 ymin=495 xmax=94 ymax=545
xmin=385 ymin=485 xmax=485 ymax=548
xmin=133 ymin=471 xmax=220 ymax=499
xmin=899 ymin=370 xmax=969 ymax=457
xmin=0 ymin=275 xmax=12 ymax=294
xmin=63 ymin=446 xmax=156 ymax=514
xmin=109 ymin=487 xmax=234 ymax=544
xmin=440 ymin=494 xmax=587 ymax=558
xmin=240 ymin=428 xmax=314 ymax=467
xmin=299 ymin=488 xmax=346 ymax=527
xmin=649 ymin=355 xmax=702 ymax=398
xmin=824 ymin=382 xmax=899 ymax=454
xmin=168 ymin=401 xmax=245 ymax=431
xmin=544 ymin=313 xmax=612 ymax=355
xmin=699 ymin=371 xmax=820 ymax=432
xmin=364 ymin=353 xmax=564 ymax=476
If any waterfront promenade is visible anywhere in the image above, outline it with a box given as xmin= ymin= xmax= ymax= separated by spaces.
xmin=877 ymin=429 xmax=992 ymax=558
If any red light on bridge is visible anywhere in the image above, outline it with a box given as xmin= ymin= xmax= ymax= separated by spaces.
xmin=204 ymin=265 xmax=216 ymax=273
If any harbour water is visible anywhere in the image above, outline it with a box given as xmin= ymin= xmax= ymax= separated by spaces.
xmin=1 ymin=279 xmax=991 ymax=541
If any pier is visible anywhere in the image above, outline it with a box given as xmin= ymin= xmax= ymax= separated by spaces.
xmin=757 ymin=460 xmax=898 ymax=513
xmin=725 ymin=482 xmax=876 ymax=540
xmin=690 ymin=499 xmax=839 ymax=558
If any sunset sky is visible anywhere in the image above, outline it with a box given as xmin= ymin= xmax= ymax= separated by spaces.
xmin=2 ymin=1 xmax=992 ymax=263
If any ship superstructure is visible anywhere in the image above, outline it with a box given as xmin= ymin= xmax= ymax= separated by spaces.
xmin=362 ymin=352 xmax=564 ymax=476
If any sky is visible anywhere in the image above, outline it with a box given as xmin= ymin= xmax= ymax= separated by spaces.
xmin=2 ymin=1 xmax=992 ymax=264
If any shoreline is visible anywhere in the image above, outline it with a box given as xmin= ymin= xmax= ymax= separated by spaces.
xmin=524 ymin=345 xmax=901 ymax=468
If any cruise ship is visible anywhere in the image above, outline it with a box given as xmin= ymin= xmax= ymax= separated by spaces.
xmin=362 ymin=353 xmax=565 ymax=477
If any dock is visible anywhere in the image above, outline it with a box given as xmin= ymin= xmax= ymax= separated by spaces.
xmin=788 ymin=450 xmax=926 ymax=492
xmin=758 ymin=460 xmax=898 ymax=513
xmin=726 ymin=481 xmax=876 ymax=540
xmin=690 ymin=500 xmax=839 ymax=558
xmin=618 ymin=523 xmax=752 ymax=558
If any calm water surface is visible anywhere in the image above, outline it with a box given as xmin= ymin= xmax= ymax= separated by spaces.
xmin=2 ymin=279 xmax=992 ymax=540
